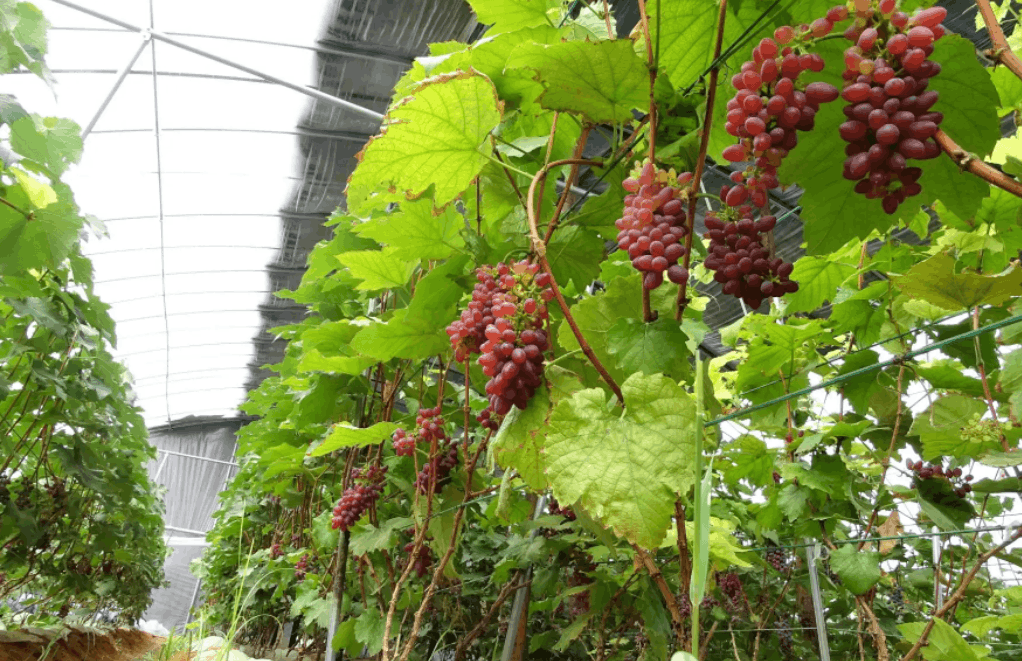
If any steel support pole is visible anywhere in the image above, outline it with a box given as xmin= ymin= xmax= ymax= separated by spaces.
xmin=933 ymin=527 xmax=944 ymax=610
xmin=804 ymin=541 xmax=831 ymax=661
xmin=156 ymin=448 xmax=238 ymax=468
xmin=152 ymin=451 xmax=170 ymax=482
xmin=80 ymin=32 xmax=151 ymax=140
xmin=49 ymin=0 xmax=384 ymax=122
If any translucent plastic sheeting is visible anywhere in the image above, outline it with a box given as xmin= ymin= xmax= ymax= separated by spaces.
xmin=4 ymin=0 xmax=337 ymax=425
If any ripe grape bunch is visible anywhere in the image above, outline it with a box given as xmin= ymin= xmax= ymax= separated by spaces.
xmin=415 ymin=442 xmax=459 ymax=495
xmin=404 ymin=540 xmax=434 ymax=578
xmin=703 ymin=205 xmax=797 ymax=309
xmin=478 ymin=261 xmax=553 ymax=416
xmin=840 ymin=2 xmax=948 ymax=213
xmin=906 ymin=458 xmax=973 ymax=498
xmin=717 ymin=571 xmax=747 ymax=614
xmin=765 ymin=547 xmax=788 ymax=572
xmin=616 ymin=162 xmax=692 ymax=291
xmin=294 ymin=554 xmax=310 ymax=581
xmin=391 ymin=406 xmax=447 ymax=458
xmin=331 ymin=465 xmax=388 ymax=532
xmin=721 ymin=13 xmax=843 ymax=207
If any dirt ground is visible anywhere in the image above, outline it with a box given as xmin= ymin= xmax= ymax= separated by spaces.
xmin=0 ymin=627 xmax=163 ymax=661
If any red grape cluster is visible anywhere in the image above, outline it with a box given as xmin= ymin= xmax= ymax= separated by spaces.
xmin=269 ymin=542 xmax=283 ymax=559
xmin=765 ymin=547 xmax=787 ymax=572
xmin=548 ymin=498 xmax=576 ymax=521
xmin=717 ymin=571 xmax=747 ymax=614
xmin=391 ymin=406 xmax=447 ymax=458
xmin=475 ymin=407 xmax=499 ymax=432
xmin=839 ymin=3 xmax=948 ymax=213
xmin=567 ymin=558 xmax=595 ymax=617
xmin=477 ymin=261 xmax=552 ymax=416
xmin=446 ymin=268 xmax=499 ymax=362
xmin=415 ymin=442 xmax=459 ymax=495
xmin=331 ymin=465 xmax=388 ymax=531
xmin=721 ymin=14 xmax=843 ymax=208
xmin=295 ymin=554 xmax=310 ymax=581
xmin=616 ymin=162 xmax=692 ymax=290
xmin=703 ymin=207 xmax=797 ymax=308
xmin=404 ymin=540 xmax=433 ymax=578
xmin=906 ymin=459 xmax=973 ymax=497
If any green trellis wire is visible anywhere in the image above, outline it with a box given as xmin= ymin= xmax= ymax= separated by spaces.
xmin=704 ymin=312 xmax=1022 ymax=429
xmin=741 ymin=525 xmax=1014 ymax=554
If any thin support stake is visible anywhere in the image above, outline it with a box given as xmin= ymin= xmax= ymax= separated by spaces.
xmin=151 ymin=451 xmax=170 ymax=482
xmin=933 ymin=527 xmax=943 ymax=610
xmin=500 ymin=494 xmax=548 ymax=661
xmin=805 ymin=541 xmax=831 ymax=661
xmin=81 ymin=32 xmax=151 ymax=140
xmin=48 ymin=0 xmax=385 ymax=122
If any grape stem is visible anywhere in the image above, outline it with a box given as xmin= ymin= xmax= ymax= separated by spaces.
xmin=935 ymin=129 xmax=1022 ymax=199
xmin=527 ymin=158 xmax=626 ymax=405
xmin=677 ymin=0 xmax=728 ymax=321
xmin=976 ymin=0 xmax=1022 ymax=83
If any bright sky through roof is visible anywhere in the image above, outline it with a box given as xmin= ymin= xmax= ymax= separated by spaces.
xmin=1 ymin=0 xmax=338 ymax=426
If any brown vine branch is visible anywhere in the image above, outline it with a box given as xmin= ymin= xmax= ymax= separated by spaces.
xmin=976 ymin=0 xmax=1022 ymax=82
xmin=633 ymin=545 xmax=685 ymax=639
xmin=677 ymin=0 xmax=727 ymax=321
xmin=900 ymin=527 xmax=1022 ymax=661
xmin=935 ymin=130 xmax=1022 ymax=199
xmin=543 ymin=125 xmax=593 ymax=244
xmin=527 ymin=158 xmax=625 ymax=404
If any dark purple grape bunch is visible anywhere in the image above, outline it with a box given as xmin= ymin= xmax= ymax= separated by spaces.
xmin=721 ymin=11 xmax=845 ymax=208
xmin=906 ymin=458 xmax=973 ymax=497
xmin=765 ymin=546 xmax=788 ymax=572
xmin=415 ymin=442 xmax=459 ymax=495
xmin=477 ymin=261 xmax=552 ymax=416
xmin=890 ymin=585 xmax=905 ymax=614
xmin=269 ymin=542 xmax=283 ymax=559
xmin=703 ymin=206 xmax=797 ymax=309
xmin=777 ymin=617 xmax=794 ymax=658
xmin=294 ymin=554 xmax=310 ymax=581
xmin=616 ymin=162 xmax=692 ymax=290
xmin=567 ymin=558 xmax=596 ymax=617
xmin=839 ymin=2 xmax=948 ymax=213
xmin=404 ymin=540 xmax=434 ymax=578
xmin=331 ymin=465 xmax=388 ymax=531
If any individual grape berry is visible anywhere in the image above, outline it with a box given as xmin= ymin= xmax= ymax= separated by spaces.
xmin=838 ymin=1 xmax=948 ymax=213
xmin=617 ymin=161 xmax=692 ymax=291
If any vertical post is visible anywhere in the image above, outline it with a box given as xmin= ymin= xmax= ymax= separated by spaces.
xmin=933 ymin=527 xmax=943 ymax=610
xmin=500 ymin=495 xmax=548 ymax=661
xmin=325 ymin=530 xmax=350 ymax=661
xmin=152 ymin=451 xmax=170 ymax=482
xmin=804 ymin=541 xmax=831 ymax=661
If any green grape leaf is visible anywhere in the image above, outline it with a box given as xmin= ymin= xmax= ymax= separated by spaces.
xmin=606 ymin=317 xmax=690 ymax=379
xmin=353 ymin=199 xmax=465 ymax=261
xmin=931 ymin=35 xmax=1001 ymax=159
xmin=506 ymin=39 xmax=649 ymax=122
xmin=10 ymin=116 xmax=81 ymax=176
xmin=830 ymin=545 xmax=882 ymax=595
xmin=895 ymin=254 xmax=1022 ymax=311
xmin=544 ymin=372 xmax=697 ymax=548
xmin=781 ymin=256 xmax=856 ymax=314
xmin=346 ymin=72 xmax=503 ymax=214
xmin=917 ymin=477 xmax=977 ymax=530
xmin=466 ymin=0 xmax=558 ymax=33
xmin=336 ymin=247 xmax=416 ymax=291
xmin=0 ymin=182 xmax=82 ymax=275
xmin=10 ymin=166 xmax=55 ymax=208
xmin=558 ymin=275 xmax=641 ymax=385
xmin=900 ymin=618 xmax=983 ymax=661
xmin=491 ymin=367 xmax=584 ymax=491
xmin=308 ymin=422 xmax=399 ymax=458
xmin=354 ymin=607 xmax=387 ymax=656
xmin=911 ymin=395 xmax=989 ymax=461
xmin=546 ymin=225 xmax=604 ymax=290
xmin=650 ymin=0 xmax=722 ymax=91
xmin=349 ymin=308 xmax=452 ymax=362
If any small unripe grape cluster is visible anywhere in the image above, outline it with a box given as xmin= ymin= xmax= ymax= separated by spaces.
xmin=391 ymin=407 xmax=447 ymax=458
xmin=722 ymin=11 xmax=844 ymax=208
xmin=415 ymin=442 xmax=459 ymax=495
xmin=906 ymin=458 xmax=973 ymax=497
xmin=616 ymin=162 xmax=692 ymax=290
xmin=331 ymin=465 xmax=388 ymax=531
xmin=840 ymin=3 xmax=948 ymax=213
xmin=703 ymin=206 xmax=797 ymax=308
xmin=477 ymin=261 xmax=553 ymax=416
